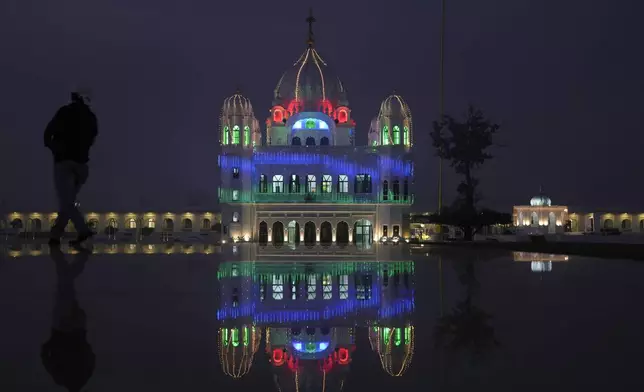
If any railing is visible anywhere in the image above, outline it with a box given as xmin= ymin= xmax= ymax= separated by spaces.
xmin=218 ymin=187 xmax=414 ymax=204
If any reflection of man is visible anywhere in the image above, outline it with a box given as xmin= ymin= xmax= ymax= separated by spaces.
xmin=41 ymin=244 xmax=95 ymax=392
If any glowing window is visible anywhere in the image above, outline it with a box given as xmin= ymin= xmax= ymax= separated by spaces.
xmin=232 ymin=190 xmax=239 ymax=201
xmin=321 ymin=175 xmax=332 ymax=193
xmin=337 ymin=108 xmax=348 ymax=123
xmin=273 ymin=107 xmax=284 ymax=123
xmin=223 ymin=126 xmax=229 ymax=145
xmin=147 ymin=218 xmax=156 ymax=228
xmin=232 ymin=125 xmax=240 ymax=144
xmin=339 ymin=275 xmax=349 ymax=299
xmin=393 ymin=126 xmax=400 ymax=145
xmin=272 ymin=274 xmax=284 ymax=300
xmin=126 ymin=218 xmax=136 ymax=229
xmin=322 ymin=273 xmax=332 ymax=299
xmin=404 ymin=126 xmax=410 ymax=145
xmin=293 ymin=118 xmax=329 ymax=130
xmin=244 ymin=126 xmax=250 ymax=146
xmin=259 ymin=174 xmax=268 ymax=193
xmin=306 ymin=175 xmax=317 ymax=193
xmin=338 ymin=175 xmax=348 ymax=193
xmin=307 ymin=274 xmax=317 ymax=300
xmin=382 ymin=126 xmax=389 ymax=145
xmin=272 ymin=175 xmax=284 ymax=193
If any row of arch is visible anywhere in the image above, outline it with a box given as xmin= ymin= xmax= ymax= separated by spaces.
xmin=258 ymin=219 xmax=373 ymax=246
xmin=291 ymin=136 xmax=329 ymax=146
xmin=222 ymin=125 xmax=252 ymax=146
xmin=5 ymin=217 xmax=214 ymax=232
xmin=381 ymin=126 xmax=410 ymax=146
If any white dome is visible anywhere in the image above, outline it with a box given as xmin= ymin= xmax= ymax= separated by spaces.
xmin=530 ymin=194 xmax=552 ymax=207
xmin=378 ymin=93 xmax=412 ymax=119
xmin=222 ymin=91 xmax=254 ymax=117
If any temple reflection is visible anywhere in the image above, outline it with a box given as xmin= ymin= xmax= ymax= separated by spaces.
xmin=513 ymin=252 xmax=569 ymax=272
xmin=216 ymin=260 xmax=416 ymax=388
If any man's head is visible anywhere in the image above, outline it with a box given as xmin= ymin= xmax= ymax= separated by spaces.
xmin=70 ymin=87 xmax=92 ymax=106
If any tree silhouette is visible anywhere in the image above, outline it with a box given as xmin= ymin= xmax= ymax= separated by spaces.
xmin=431 ymin=106 xmax=500 ymax=240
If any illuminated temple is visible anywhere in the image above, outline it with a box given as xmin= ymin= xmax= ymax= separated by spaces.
xmin=218 ymin=11 xmax=414 ymax=245
xmin=216 ymin=259 xmax=416 ymax=387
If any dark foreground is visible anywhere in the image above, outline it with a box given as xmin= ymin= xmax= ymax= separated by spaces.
xmin=0 ymin=245 xmax=642 ymax=391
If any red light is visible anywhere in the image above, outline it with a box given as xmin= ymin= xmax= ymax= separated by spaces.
xmin=272 ymin=349 xmax=285 ymax=366
xmin=287 ymin=100 xmax=301 ymax=115
xmin=272 ymin=106 xmax=285 ymax=123
xmin=337 ymin=107 xmax=348 ymax=123
xmin=338 ymin=348 xmax=350 ymax=365
xmin=320 ymin=100 xmax=333 ymax=116
xmin=287 ymin=356 xmax=299 ymax=371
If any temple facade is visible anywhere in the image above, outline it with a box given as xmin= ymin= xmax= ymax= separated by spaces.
xmin=218 ymin=12 xmax=414 ymax=246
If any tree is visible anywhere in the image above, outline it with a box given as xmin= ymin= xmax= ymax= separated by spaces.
xmin=431 ymin=106 xmax=500 ymax=240
xmin=428 ymin=206 xmax=511 ymax=240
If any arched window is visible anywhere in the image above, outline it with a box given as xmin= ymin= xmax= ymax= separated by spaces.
xmin=320 ymin=137 xmax=329 ymax=146
xmin=403 ymin=126 xmax=410 ymax=145
xmin=531 ymin=212 xmax=538 ymax=226
xmin=393 ymin=126 xmax=400 ymax=145
xmin=622 ymin=219 xmax=632 ymax=230
xmin=383 ymin=180 xmax=389 ymax=201
xmin=272 ymin=175 xmax=284 ymax=193
xmin=163 ymin=218 xmax=174 ymax=231
xmin=126 ymin=218 xmax=137 ymax=229
xmin=292 ymin=136 xmax=302 ymax=146
xmin=307 ymin=175 xmax=317 ymax=193
xmin=337 ymin=175 xmax=349 ymax=193
xmin=232 ymin=125 xmax=240 ymax=145
xmin=306 ymin=137 xmax=316 ymax=146
xmin=232 ymin=212 xmax=239 ymax=223
xmin=108 ymin=218 xmax=118 ymax=229
xmin=322 ymin=175 xmax=332 ymax=193
xmin=202 ymin=218 xmax=211 ymax=230
xmin=147 ymin=218 xmax=156 ymax=228
xmin=259 ymin=174 xmax=268 ymax=193
xmin=11 ymin=218 xmax=23 ymax=229
xmin=290 ymin=174 xmax=300 ymax=193
xmin=244 ymin=126 xmax=250 ymax=146
xmin=337 ymin=108 xmax=348 ymax=123
xmin=403 ymin=178 xmax=409 ymax=200
xmin=393 ymin=179 xmax=400 ymax=201
xmin=182 ymin=218 xmax=193 ymax=230
xmin=382 ymin=126 xmax=389 ymax=146
xmin=273 ymin=107 xmax=284 ymax=123
xmin=223 ymin=126 xmax=229 ymax=145
xmin=88 ymin=219 xmax=99 ymax=230
xmin=604 ymin=219 xmax=614 ymax=229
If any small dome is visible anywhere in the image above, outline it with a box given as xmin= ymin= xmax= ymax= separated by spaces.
xmin=530 ymin=194 xmax=552 ymax=207
xmin=222 ymin=91 xmax=254 ymax=117
xmin=274 ymin=48 xmax=348 ymax=110
xmin=378 ymin=93 xmax=412 ymax=119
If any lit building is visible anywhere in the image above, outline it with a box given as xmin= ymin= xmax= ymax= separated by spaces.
xmin=216 ymin=259 xmax=416 ymax=384
xmin=0 ymin=211 xmax=220 ymax=241
xmin=513 ymin=192 xmax=568 ymax=234
xmin=218 ymin=12 xmax=414 ymax=245
xmin=513 ymin=252 xmax=569 ymax=273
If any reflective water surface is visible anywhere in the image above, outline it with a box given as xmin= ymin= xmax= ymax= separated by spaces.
xmin=0 ymin=243 xmax=642 ymax=391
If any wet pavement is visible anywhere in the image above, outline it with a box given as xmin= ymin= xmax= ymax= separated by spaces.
xmin=0 ymin=243 xmax=642 ymax=391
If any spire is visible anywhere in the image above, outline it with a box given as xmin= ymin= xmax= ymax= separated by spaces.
xmin=306 ymin=8 xmax=316 ymax=47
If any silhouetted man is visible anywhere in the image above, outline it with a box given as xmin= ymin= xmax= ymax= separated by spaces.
xmin=44 ymin=89 xmax=98 ymax=245
xmin=41 ymin=244 xmax=95 ymax=392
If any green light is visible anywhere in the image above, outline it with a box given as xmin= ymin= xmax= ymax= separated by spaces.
xmin=224 ymin=328 xmax=229 ymax=345
xmin=395 ymin=328 xmax=402 ymax=346
xmin=223 ymin=126 xmax=229 ymax=145
xmin=243 ymin=327 xmax=249 ymax=346
xmin=403 ymin=126 xmax=410 ymax=145
xmin=404 ymin=326 xmax=411 ymax=344
xmin=382 ymin=126 xmax=389 ymax=145
xmin=232 ymin=328 xmax=239 ymax=347
xmin=306 ymin=342 xmax=316 ymax=352
xmin=244 ymin=126 xmax=250 ymax=146
xmin=306 ymin=119 xmax=316 ymax=129
xmin=393 ymin=126 xmax=400 ymax=145
xmin=232 ymin=125 xmax=240 ymax=145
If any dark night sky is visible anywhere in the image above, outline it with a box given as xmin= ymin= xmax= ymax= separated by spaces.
xmin=1 ymin=0 xmax=642 ymax=213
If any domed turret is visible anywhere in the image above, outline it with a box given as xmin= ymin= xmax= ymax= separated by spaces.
xmin=372 ymin=93 xmax=413 ymax=147
xmin=218 ymin=326 xmax=262 ymax=378
xmin=530 ymin=194 xmax=552 ymax=207
xmin=219 ymin=90 xmax=259 ymax=147
xmin=368 ymin=325 xmax=415 ymax=377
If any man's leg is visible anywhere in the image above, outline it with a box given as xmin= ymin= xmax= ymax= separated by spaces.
xmin=68 ymin=163 xmax=91 ymax=238
xmin=50 ymin=162 xmax=75 ymax=240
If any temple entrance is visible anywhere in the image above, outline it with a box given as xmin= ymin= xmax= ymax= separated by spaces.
xmin=287 ymin=220 xmax=300 ymax=245
xmin=336 ymin=221 xmax=349 ymax=244
xmin=320 ymin=221 xmax=332 ymax=244
xmin=304 ymin=221 xmax=316 ymax=246
xmin=353 ymin=219 xmax=373 ymax=245
xmin=259 ymin=221 xmax=268 ymax=245
xmin=273 ymin=221 xmax=284 ymax=245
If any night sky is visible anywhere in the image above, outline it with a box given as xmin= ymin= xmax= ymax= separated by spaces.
xmin=1 ymin=0 xmax=642 ymax=213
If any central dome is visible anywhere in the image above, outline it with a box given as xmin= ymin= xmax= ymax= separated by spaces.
xmin=274 ymin=47 xmax=348 ymax=110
